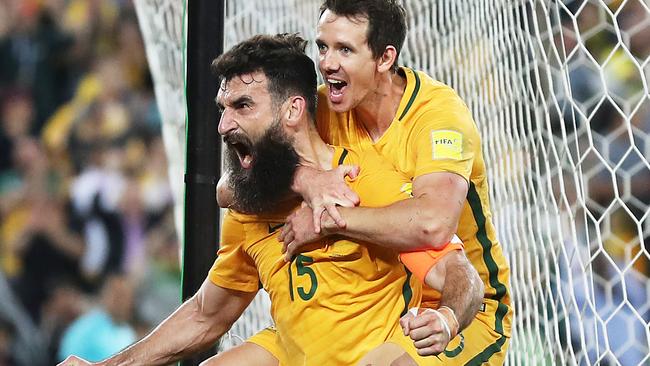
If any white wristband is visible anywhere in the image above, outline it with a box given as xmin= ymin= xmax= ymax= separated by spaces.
xmin=408 ymin=307 xmax=452 ymax=340
xmin=438 ymin=306 xmax=459 ymax=330
xmin=430 ymin=309 xmax=452 ymax=339
xmin=408 ymin=307 xmax=419 ymax=317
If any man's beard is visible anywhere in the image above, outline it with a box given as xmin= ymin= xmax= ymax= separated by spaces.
xmin=224 ymin=121 xmax=299 ymax=214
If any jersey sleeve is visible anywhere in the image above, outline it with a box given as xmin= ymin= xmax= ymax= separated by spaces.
xmin=410 ymin=88 xmax=479 ymax=182
xmin=399 ymin=235 xmax=464 ymax=283
xmin=208 ymin=210 xmax=260 ymax=292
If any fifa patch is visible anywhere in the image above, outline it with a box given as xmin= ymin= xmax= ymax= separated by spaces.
xmin=431 ymin=130 xmax=462 ymax=160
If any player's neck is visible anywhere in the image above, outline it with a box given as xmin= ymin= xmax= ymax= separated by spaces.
xmin=293 ymin=125 xmax=334 ymax=171
xmin=354 ymin=71 xmax=406 ymax=142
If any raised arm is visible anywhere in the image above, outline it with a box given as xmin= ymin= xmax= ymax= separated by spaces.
xmin=58 ymin=279 xmax=256 ymax=366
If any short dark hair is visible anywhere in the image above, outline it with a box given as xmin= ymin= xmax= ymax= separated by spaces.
xmin=320 ymin=0 xmax=407 ymax=72
xmin=211 ymin=33 xmax=318 ymax=119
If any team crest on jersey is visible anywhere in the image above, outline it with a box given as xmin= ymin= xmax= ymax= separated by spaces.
xmin=431 ymin=130 xmax=463 ymax=160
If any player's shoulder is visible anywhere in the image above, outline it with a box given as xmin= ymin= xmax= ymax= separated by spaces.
xmin=399 ymin=68 xmax=477 ymax=131
xmin=333 ymin=146 xmax=410 ymax=208
xmin=334 ymin=145 xmax=397 ymax=175
xmin=405 ymin=67 xmax=455 ymax=93
xmin=226 ymin=205 xmax=294 ymax=225
xmin=401 ymin=67 xmax=467 ymax=107
xmin=334 ymin=145 xmax=369 ymax=166
xmin=224 ymin=209 xmax=289 ymax=248
xmin=226 ymin=209 xmax=257 ymax=223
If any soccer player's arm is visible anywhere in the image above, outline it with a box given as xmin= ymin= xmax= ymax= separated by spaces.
xmin=333 ymin=150 xmax=467 ymax=286
xmin=331 ymin=158 xmax=468 ymax=251
xmin=58 ymin=211 xmax=259 ymax=366
xmin=350 ymin=149 xmax=482 ymax=343
xmin=399 ymin=235 xmax=464 ymax=286
xmin=329 ymin=92 xmax=474 ymax=251
xmin=399 ymin=244 xmax=484 ymax=356
xmin=208 ymin=210 xmax=261 ymax=293
xmin=325 ymin=94 xmax=483 ymax=332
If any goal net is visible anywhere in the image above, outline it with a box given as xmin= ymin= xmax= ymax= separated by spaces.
xmin=135 ymin=0 xmax=650 ymax=364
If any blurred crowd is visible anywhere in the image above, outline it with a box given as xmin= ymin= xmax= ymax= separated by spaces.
xmin=554 ymin=1 xmax=650 ymax=365
xmin=557 ymin=0 xmax=650 ymax=287
xmin=0 ymin=0 xmax=180 ymax=365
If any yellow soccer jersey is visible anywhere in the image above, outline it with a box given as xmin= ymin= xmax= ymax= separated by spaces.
xmin=209 ymin=146 xmax=422 ymax=366
xmin=317 ymin=67 xmax=512 ymax=337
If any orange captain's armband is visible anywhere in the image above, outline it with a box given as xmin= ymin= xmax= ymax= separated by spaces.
xmin=399 ymin=235 xmax=464 ymax=283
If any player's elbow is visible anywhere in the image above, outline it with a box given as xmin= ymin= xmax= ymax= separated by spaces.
xmin=416 ymin=221 xmax=454 ymax=250
xmin=192 ymin=292 xmax=227 ymax=341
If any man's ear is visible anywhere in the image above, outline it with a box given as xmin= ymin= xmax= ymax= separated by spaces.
xmin=377 ymin=45 xmax=398 ymax=73
xmin=284 ymin=95 xmax=306 ymax=127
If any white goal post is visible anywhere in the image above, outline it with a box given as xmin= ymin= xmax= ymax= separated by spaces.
xmin=135 ymin=0 xmax=650 ymax=364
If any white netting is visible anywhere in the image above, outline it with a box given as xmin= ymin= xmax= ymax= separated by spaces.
xmin=133 ymin=0 xmax=186 ymax=242
xmin=137 ymin=0 xmax=650 ymax=364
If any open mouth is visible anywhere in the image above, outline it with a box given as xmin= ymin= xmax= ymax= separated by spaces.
xmin=327 ymin=78 xmax=348 ymax=103
xmin=224 ymin=134 xmax=253 ymax=169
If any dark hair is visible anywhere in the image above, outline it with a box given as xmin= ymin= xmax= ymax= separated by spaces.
xmin=211 ymin=33 xmax=318 ymax=119
xmin=320 ymin=0 xmax=407 ymax=72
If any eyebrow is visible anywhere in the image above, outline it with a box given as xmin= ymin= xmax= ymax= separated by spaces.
xmin=215 ymin=95 xmax=254 ymax=108
xmin=336 ymin=41 xmax=354 ymax=50
xmin=231 ymin=95 xmax=254 ymax=106
xmin=316 ymin=38 xmax=355 ymax=51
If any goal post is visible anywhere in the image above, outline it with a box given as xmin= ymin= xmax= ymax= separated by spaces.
xmin=135 ymin=1 xmax=650 ymax=364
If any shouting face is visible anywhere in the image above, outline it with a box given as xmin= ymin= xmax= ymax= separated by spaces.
xmin=217 ymin=71 xmax=299 ymax=213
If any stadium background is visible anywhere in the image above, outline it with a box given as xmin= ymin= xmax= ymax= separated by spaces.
xmin=0 ymin=0 xmax=648 ymax=365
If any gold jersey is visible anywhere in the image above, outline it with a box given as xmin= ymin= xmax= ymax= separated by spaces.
xmin=317 ymin=67 xmax=512 ymax=337
xmin=209 ymin=146 xmax=422 ymax=365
